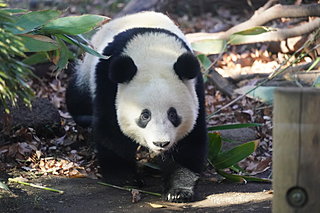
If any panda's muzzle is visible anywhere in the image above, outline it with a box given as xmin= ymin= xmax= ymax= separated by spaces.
xmin=153 ymin=141 xmax=170 ymax=148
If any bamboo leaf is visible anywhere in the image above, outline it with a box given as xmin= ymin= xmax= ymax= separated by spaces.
xmin=55 ymin=36 xmax=75 ymax=70
xmin=217 ymin=170 xmax=246 ymax=183
xmin=229 ymin=26 xmax=276 ymax=45
xmin=307 ymin=57 xmax=320 ymax=72
xmin=191 ymin=39 xmax=226 ymax=55
xmin=208 ymin=123 xmax=261 ymax=131
xmin=0 ymin=181 xmax=11 ymax=192
xmin=59 ymin=34 xmax=107 ymax=59
xmin=0 ymin=8 xmax=28 ymax=13
xmin=19 ymin=35 xmax=58 ymax=52
xmin=213 ymin=140 xmax=259 ymax=169
xmin=217 ymin=170 xmax=271 ymax=183
xmin=197 ymin=54 xmax=212 ymax=70
xmin=208 ymin=132 xmax=222 ymax=162
xmin=23 ymin=52 xmax=49 ymax=65
xmin=239 ymin=175 xmax=271 ymax=182
xmin=233 ymin=26 xmax=275 ymax=36
xmin=9 ymin=10 xmax=61 ymax=34
xmin=41 ymin=15 xmax=109 ymax=35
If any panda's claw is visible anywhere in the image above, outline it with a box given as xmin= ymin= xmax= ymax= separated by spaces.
xmin=165 ymin=188 xmax=194 ymax=203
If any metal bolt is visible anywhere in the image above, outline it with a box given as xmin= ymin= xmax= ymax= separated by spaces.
xmin=286 ymin=187 xmax=308 ymax=208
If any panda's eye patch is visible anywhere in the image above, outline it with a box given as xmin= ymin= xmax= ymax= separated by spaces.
xmin=168 ymin=107 xmax=181 ymax=127
xmin=136 ymin=109 xmax=151 ymax=128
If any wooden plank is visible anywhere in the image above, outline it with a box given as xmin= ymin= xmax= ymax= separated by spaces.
xmin=272 ymin=88 xmax=320 ymax=213
xmin=298 ymin=89 xmax=320 ymax=212
xmin=273 ymin=88 xmax=301 ymax=213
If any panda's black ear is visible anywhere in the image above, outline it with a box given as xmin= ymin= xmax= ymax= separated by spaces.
xmin=174 ymin=52 xmax=200 ymax=80
xmin=109 ymin=55 xmax=137 ymax=83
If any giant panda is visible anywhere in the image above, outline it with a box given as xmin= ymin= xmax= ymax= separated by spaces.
xmin=66 ymin=11 xmax=208 ymax=203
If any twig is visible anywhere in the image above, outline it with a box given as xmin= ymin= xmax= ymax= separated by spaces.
xmin=8 ymin=178 xmax=64 ymax=194
xmin=97 ymin=182 xmax=161 ymax=197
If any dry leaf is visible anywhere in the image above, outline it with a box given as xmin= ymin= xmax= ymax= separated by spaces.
xmin=149 ymin=203 xmax=166 ymax=208
xmin=131 ymin=189 xmax=141 ymax=203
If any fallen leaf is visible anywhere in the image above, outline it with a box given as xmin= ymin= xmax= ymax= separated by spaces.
xmin=131 ymin=189 xmax=141 ymax=203
xmin=149 ymin=203 xmax=166 ymax=208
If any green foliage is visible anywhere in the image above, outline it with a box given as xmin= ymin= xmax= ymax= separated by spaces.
xmin=40 ymin=14 xmax=106 ymax=35
xmin=0 ymin=9 xmax=34 ymax=112
xmin=191 ymin=39 xmax=226 ymax=55
xmin=228 ymin=26 xmax=276 ymax=45
xmin=192 ymin=26 xmax=273 ymax=55
xmin=212 ymin=140 xmax=258 ymax=169
xmin=197 ymin=54 xmax=212 ymax=70
xmin=307 ymin=57 xmax=320 ymax=72
xmin=6 ymin=9 xmax=109 ymax=69
xmin=0 ymin=6 xmax=109 ymax=112
xmin=19 ymin=35 xmax=59 ymax=52
xmin=208 ymin=123 xmax=261 ymax=131
xmin=207 ymin=124 xmax=270 ymax=183
xmin=234 ymin=86 xmax=276 ymax=103
xmin=7 ymin=10 xmax=61 ymax=34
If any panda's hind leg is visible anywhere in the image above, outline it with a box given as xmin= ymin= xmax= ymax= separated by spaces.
xmin=65 ymin=76 xmax=93 ymax=127
xmin=95 ymin=142 xmax=143 ymax=187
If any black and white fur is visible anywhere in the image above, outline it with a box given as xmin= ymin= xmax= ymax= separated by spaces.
xmin=66 ymin=11 xmax=208 ymax=202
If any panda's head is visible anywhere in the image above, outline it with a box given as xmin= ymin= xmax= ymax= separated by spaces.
xmin=109 ymin=51 xmax=200 ymax=153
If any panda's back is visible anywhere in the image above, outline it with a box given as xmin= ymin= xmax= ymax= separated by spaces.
xmin=76 ymin=11 xmax=190 ymax=95
xmin=92 ymin=11 xmax=187 ymax=51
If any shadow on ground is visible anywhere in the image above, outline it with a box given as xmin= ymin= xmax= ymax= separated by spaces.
xmin=0 ymin=175 xmax=272 ymax=213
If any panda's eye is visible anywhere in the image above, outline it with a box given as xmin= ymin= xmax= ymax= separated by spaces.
xmin=136 ymin=109 xmax=151 ymax=128
xmin=168 ymin=107 xmax=181 ymax=127
xmin=141 ymin=111 xmax=151 ymax=120
xmin=168 ymin=110 xmax=177 ymax=120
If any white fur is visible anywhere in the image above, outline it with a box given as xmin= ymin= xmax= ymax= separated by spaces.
xmin=76 ymin=11 xmax=199 ymax=153
xmin=116 ymin=32 xmax=199 ymax=152
xmin=76 ymin=11 xmax=191 ymax=96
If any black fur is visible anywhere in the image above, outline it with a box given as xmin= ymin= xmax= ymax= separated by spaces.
xmin=174 ymin=52 xmax=200 ymax=80
xmin=167 ymin=107 xmax=181 ymax=127
xmin=136 ymin=109 xmax=151 ymax=128
xmin=109 ymin=55 xmax=137 ymax=83
xmin=101 ymin=27 xmax=191 ymax=57
xmin=65 ymin=75 xmax=93 ymax=127
xmin=66 ymin=27 xmax=208 ymax=201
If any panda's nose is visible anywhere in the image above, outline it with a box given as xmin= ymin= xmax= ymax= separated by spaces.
xmin=153 ymin=141 xmax=170 ymax=148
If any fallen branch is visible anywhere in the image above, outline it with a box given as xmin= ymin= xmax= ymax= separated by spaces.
xmin=8 ymin=178 xmax=64 ymax=194
xmin=209 ymin=69 xmax=236 ymax=97
xmin=278 ymin=61 xmax=320 ymax=77
xmin=115 ymin=0 xmax=160 ymax=17
xmin=186 ymin=3 xmax=320 ymax=44
xmin=230 ymin=18 xmax=320 ymax=45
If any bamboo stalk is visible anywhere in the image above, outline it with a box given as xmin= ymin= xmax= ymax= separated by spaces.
xmin=8 ymin=178 xmax=64 ymax=194
xmin=97 ymin=182 xmax=161 ymax=197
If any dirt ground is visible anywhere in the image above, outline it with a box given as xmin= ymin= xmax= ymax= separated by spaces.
xmin=0 ymin=174 xmax=272 ymax=213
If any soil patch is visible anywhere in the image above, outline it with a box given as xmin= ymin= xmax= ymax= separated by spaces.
xmin=0 ymin=175 xmax=271 ymax=213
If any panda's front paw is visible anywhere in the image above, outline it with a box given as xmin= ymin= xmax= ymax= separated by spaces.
xmin=165 ymin=188 xmax=194 ymax=203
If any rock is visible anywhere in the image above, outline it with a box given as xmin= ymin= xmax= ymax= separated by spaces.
xmin=0 ymin=98 xmax=62 ymax=139
xmin=219 ymin=128 xmax=258 ymax=151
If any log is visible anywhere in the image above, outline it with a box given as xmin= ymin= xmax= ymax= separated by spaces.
xmin=273 ymin=88 xmax=320 ymax=212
